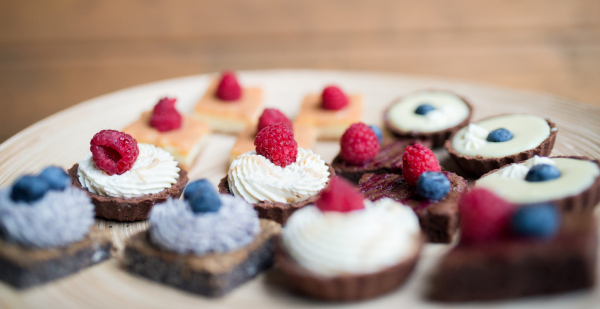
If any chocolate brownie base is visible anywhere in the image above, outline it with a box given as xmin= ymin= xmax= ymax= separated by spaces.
xmin=384 ymin=92 xmax=473 ymax=148
xmin=0 ymin=227 xmax=112 ymax=289
xmin=358 ymin=172 xmax=467 ymax=243
xmin=430 ymin=216 xmax=597 ymax=301
xmin=124 ymin=220 xmax=281 ymax=297
xmin=445 ymin=118 xmax=557 ymax=177
xmin=69 ymin=164 xmax=189 ymax=221
xmin=276 ymin=235 xmax=423 ymax=301
xmin=218 ymin=164 xmax=335 ymax=225
xmin=332 ymin=139 xmax=431 ymax=184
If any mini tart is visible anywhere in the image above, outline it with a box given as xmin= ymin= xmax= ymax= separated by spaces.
xmin=218 ymin=164 xmax=335 ymax=225
xmin=445 ymin=116 xmax=557 ymax=177
xmin=69 ymin=164 xmax=189 ymax=221
xmin=358 ymin=172 xmax=467 ymax=243
xmin=477 ymin=156 xmax=600 ymax=213
xmin=275 ymin=235 xmax=424 ymax=301
xmin=331 ymin=139 xmax=431 ymax=184
xmin=384 ymin=91 xmax=473 ymax=148
xmin=294 ymin=93 xmax=363 ymax=140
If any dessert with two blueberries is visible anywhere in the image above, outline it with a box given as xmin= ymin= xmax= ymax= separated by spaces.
xmin=0 ymin=166 xmax=112 ymax=288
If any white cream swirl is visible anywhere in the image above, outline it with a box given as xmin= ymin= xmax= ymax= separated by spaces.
xmin=282 ymin=198 xmax=421 ymax=277
xmin=457 ymin=123 xmax=489 ymax=150
xmin=77 ymin=143 xmax=180 ymax=198
xmin=228 ymin=148 xmax=330 ymax=204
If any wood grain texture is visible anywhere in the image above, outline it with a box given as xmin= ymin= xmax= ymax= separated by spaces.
xmin=0 ymin=70 xmax=599 ymax=308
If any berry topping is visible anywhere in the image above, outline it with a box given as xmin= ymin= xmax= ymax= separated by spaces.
xmin=511 ymin=203 xmax=560 ymax=239
xmin=254 ymin=123 xmax=298 ymax=167
xmin=257 ymin=108 xmax=292 ymax=132
xmin=368 ymin=125 xmax=383 ymax=144
xmin=10 ymin=175 xmax=50 ymax=203
xmin=340 ymin=123 xmax=380 ymax=165
xmin=321 ymin=85 xmax=349 ymax=110
xmin=459 ymin=188 xmax=515 ymax=245
xmin=525 ymin=164 xmax=561 ymax=182
xmin=90 ymin=130 xmax=139 ymax=176
xmin=149 ymin=97 xmax=182 ymax=132
xmin=402 ymin=143 xmax=441 ymax=186
xmin=184 ymin=179 xmax=222 ymax=214
xmin=315 ymin=176 xmax=365 ymax=212
xmin=216 ymin=71 xmax=242 ymax=101
xmin=486 ymin=128 xmax=513 ymax=142
xmin=38 ymin=166 xmax=70 ymax=191
xmin=415 ymin=104 xmax=435 ymax=115
xmin=416 ymin=171 xmax=450 ymax=200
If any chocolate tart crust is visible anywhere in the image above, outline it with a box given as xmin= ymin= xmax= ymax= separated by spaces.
xmin=0 ymin=227 xmax=113 ymax=289
xmin=124 ymin=220 xmax=281 ymax=297
xmin=218 ymin=164 xmax=335 ymax=225
xmin=477 ymin=156 xmax=600 ymax=213
xmin=275 ymin=235 xmax=424 ymax=301
xmin=69 ymin=164 xmax=189 ymax=222
xmin=384 ymin=91 xmax=473 ymax=148
xmin=445 ymin=117 xmax=557 ymax=177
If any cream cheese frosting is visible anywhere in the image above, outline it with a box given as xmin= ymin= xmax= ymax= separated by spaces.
xmin=228 ymin=148 xmax=330 ymax=204
xmin=387 ymin=91 xmax=470 ymax=133
xmin=0 ymin=187 xmax=94 ymax=248
xmin=452 ymin=114 xmax=551 ymax=158
xmin=476 ymin=156 xmax=600 ymax=204
xmin=77 ymin=143 xmax=180 ymax=198
xmin=281 ymin=198 xmax=420 ymax=277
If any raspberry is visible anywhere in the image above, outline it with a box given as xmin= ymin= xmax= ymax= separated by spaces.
xmin=254 ymin=123 xmax=298 ymax=167
xmin=321 ymin=85 xmax=349 ymax=110
xmin=316 ymin=176 xmax=365 ymax=212
xmin=90 ymin=130 xmax=139 ymax=175
xmin=257 ymin=108 xmax=292 ymax=132
xmin=216 ymin=71 xmax=242 ymax=101
xmin=402 ymin=143 xmax=441 ymax=186
xmin=149 ymin=97 xmax=182 ymax=132
xmin=459 ymin=188 xmax=515 ymax=245
xmin=340 ymin=123 xmax=380 ymax=165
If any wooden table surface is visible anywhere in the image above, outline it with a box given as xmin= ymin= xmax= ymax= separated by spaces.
xmin=1 ymin=0 xmax=600 ymax=143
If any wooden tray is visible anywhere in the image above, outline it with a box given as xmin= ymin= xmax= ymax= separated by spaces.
xmin=1 ymin=70 xmax=599 ymax=308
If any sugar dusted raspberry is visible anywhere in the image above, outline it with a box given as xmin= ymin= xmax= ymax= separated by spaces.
xmin=459 ymin=188 xmax=515 ymax=245
xmin=321 ymin=85 xmax=349 ymax=110
xmin=340 ymin=123 xmax=380 ymax=165
xmin=316 ymin=176 xmax=365 ymax=212
xmin=402 ymin=143 xmax=441 ymax=186
xmin=150 ymin=97 xmax=182 ymax=132
xmin=257 ymin=108 xmax=292 ymax=132
xmin=216 ymin=71 xmax=242 ymax=101
xmin=254 ymin=123 xmax=298 ymax=167
xmin=90 ymin=130 xmax=139 ymax=175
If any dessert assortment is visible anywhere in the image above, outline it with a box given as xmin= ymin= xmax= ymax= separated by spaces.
xmin=2 ymin=70 xmax=600 ymax=306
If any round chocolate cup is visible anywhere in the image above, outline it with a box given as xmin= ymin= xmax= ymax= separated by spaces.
xmin=218 ymin=164 xmax=335 ymax=225
xmin=445 ymin=116 xmax=557 ymax=177
xmin=275 ymin=235 xmax=424 ymax=301
xmin=384 ymin=91 xmax=474 ymax=148
xmin=69 ymin=164 xmax=189 ymax=222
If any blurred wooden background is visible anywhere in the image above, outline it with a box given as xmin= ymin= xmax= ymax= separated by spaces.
xmin=1 ymin=0 xmax=600 ymax=143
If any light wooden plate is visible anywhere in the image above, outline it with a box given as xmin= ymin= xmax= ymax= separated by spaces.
xmin=1 ymin=70 xmax=599 ymax=309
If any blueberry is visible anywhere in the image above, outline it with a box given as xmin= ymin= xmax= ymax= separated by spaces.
xmin=415 ymin=104 xmax=435 ymax=115
xmin=183 ymin=179 xmax=222 ymax=213
xmin=511 ymin=203 xmax=560 ymax=238
xmin=416 ymin=171 xmax=450 ymax=200
xmin=486 ymin=128 xmax=513 ymax=142
xmin=38 ymin=166 xmax=70 ymax=191
xmin=525 ymin=164 xmax=561 ymax=182
xmin=368 ymin=125 xmax=383 ymax=144
xmin=10 ymin=175 xmax=50 ymax=203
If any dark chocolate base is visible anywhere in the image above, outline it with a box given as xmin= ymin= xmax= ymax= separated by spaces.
xmin=0 ymin=227 xmax=112 ymax=289
xmin=69 ymin=164 xmax=189 ymax=222
xmin=218 ymin=164 xmax=335 ymax=225
xmin=124 ymin=220 xmax=281 ymax=297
